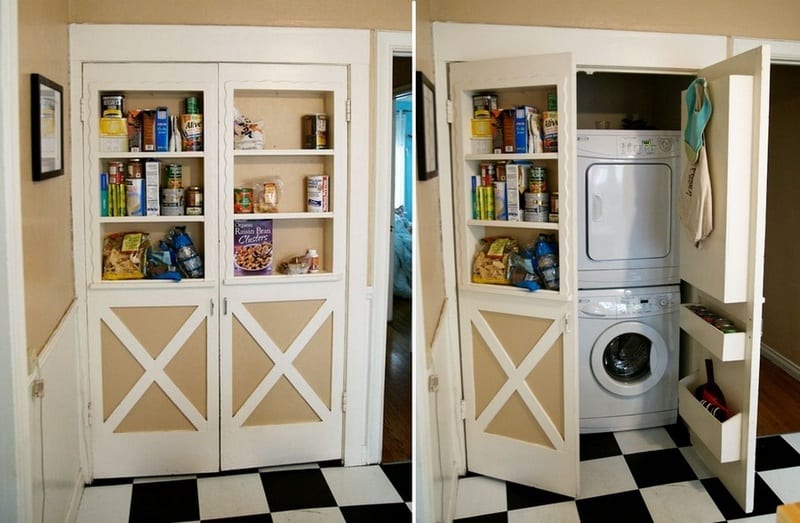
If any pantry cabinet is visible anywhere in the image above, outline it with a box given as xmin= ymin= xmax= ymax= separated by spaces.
xmin=217 ymin=63 xmax=348 ymax=469
xmin=435 ymin=23 xmax=769 ymax=513
xmin=79 ymin=63 xmax=221 ymax=477
xmin=71 ymin=27 xmax=369 ymax=479
xmin=448 ymin=52 xmax=579 ymax=495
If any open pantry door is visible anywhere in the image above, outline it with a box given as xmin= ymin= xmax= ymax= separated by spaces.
xmin=449 ymin=53 xmax=579 ymax=497
xmin=677 ymin=46 xmax=770 ymax=513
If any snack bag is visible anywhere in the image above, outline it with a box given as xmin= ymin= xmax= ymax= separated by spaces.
xmin=233 ymin=107 xmax=265 ymax=150
xmin=102 ymin=232 xmax=149 ymax=280
xmin=161 ymin=226 xmax=204 ymax=279
xmin=471 ymin=237 xmax=517 ymax=284
xmin=146 ymin=246 xmax=181 ymax=281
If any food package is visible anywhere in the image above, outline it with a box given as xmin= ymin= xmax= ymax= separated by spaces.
xmin=254 ymin=178 xmax=282 ymax=213
xmin=161 ymin=226 xmax=204 ymax=278
xmin=471 ymin=237 xmax=517 ymax=285
xmin=146 ymin=247 xmax=181 ymax=281
xmin=233 ymin=107 xmax=264 ymax=150
xmin=102 ymin=232 xmax=149 ymax=280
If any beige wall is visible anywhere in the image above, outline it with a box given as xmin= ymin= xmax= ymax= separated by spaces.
xmin=69 ymin=0 xmax=410 ymax=30
xmin=415 ymin=0 xmax=447 ymax=350
xmin=763 ymin=64 xmax=800 ymax=366
xmin=429 ymin=0 xmax=800 ymax=40
xmin=19 ymin=0 xmax=74 ymax=360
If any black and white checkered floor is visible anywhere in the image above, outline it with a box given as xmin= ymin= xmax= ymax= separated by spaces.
xmin=76 ymin=461 xmax=411 ymax=522
xmin=454 ymin=425 xmax=800 ymax=522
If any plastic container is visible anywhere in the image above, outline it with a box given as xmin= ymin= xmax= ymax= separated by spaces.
xmin=306 ymin=249 xmax=320 ymax=273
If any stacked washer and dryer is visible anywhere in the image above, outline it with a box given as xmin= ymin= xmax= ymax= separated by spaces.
xmin=577 ymin=130 xmax=682 ymax=433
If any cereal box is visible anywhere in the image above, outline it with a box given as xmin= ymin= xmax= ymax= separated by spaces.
xmin=233 ymin=219 xmax=273 ymax=276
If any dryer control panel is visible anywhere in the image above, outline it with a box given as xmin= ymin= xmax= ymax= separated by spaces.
xmin=576 ymin=130 xmax=680 ymax=159
xmin=578 ymin=288 xmax=680 ymax=318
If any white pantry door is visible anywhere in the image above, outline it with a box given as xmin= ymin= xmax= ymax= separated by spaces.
xmin=678 ymin=46 xmax=770 ymax=513
xmin=449 ymin=53 xmax=579 ymax=497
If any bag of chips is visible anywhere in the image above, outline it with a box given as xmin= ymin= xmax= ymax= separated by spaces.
xmin=102 ymin=232 xmax=149 ymax=280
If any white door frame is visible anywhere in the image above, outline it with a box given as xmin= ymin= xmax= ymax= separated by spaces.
xmin=367 ymin=29 xmax=412 ymax=463
xmin=0 ymin=0 xmax=32 ymax=519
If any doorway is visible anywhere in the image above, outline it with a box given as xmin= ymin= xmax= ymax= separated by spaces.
xmin=382 ymin=56 xmax=412 ymax=463
xmin=758 ymin=63 xmax=800 ymax=435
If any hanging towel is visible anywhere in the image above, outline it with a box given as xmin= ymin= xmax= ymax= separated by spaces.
xmin=680 ymin=77 xmax=714 ymax=245
xmin=680 ymin=144 xmax=713 ymax=245
xmin=684 ymin=78 xmax=712 ymax=164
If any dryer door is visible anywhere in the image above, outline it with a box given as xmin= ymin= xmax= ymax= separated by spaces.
xmin=586 ymin=162 xmax=673 ymax=262
xmin=590 ymin=321 xmax=668 ymax=397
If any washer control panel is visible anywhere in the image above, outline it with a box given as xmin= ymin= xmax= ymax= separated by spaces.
xmin=578 ymin=288 xmax=679 ymax=318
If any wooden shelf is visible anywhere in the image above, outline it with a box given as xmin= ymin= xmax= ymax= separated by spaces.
xmin=680 ymin=304 xmax=745 ymax=362
xmin=89 ymin=278 xmax=217 ymax=290
xmin=231 ymin=212 xmax=333 ymax=220
xmin=99 ymin=215 xmax=205 ymax=224
xmin=467 ymin=219 xmax=558 ymax=230
xmin=98 ymin=151 xmax=205 ymax=160
xmin=233 ymin=148 xmax=334 ymax=157
xmin=465 ymin=152 xmax=558 ymax=161
xmin=679 ymin=373 xmax=742 ymax=463
xmin=224 ymin=271 xmax=343 ymax=285
xmin=458 ymin=282 xmax=564 ymax=300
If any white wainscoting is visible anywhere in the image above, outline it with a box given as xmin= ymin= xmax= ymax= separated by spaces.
xmin=29 ymin=301 xmax=83 ymax=523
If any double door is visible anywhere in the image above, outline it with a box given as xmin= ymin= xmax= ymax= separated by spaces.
xmin=79 ymin=62 xmax=350 ymax=478
xmin=449 ymin=46 xmax=770 ymax=512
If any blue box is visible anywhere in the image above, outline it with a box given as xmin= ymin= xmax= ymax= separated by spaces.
xmin=155 ymin=106 xmax=169 ymax=152
xmin=514 ymin=106 xmax=531 ymax=153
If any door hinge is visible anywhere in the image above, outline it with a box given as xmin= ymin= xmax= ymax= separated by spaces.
xmin=80 ymin=97 xmax=87 ymax=123
xmin=459 ymin=399 xmax=466 ymax=420
xmin=428 ymin=374 xmax=439 ymax=393
xmin=446 ymin=99 xmax=454 ymax=124
xmin=210 ymin=298 xmax=215 ymax=317
xmin=346 ymin=99 xmax=352 ymax=122
xmin=223 ymin=297 xmax=228 ymax=316
xmin=564 ymin=313 xmax=572 ymax=333
xmin=87 ymin=402 xmax=93 ymax=426
xmin=341 ymin=391 xmax=347 ymax=413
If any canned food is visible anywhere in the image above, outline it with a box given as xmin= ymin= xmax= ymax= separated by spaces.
xmin=524 ymin=192 xmax=550 ymax=212
xmin=550 ymin=192 xmax=559 ymax=214
xmin=528 ymin=166 xmax=547 ymax=193
xmin=185 ymin=96 xmax=200 ymax=114
xmin=307 ymin=175 xmax=329 ymax=212
xmin=524 ymin=209 xmax=549 ymax=222
xmin=127 ymin=159 xmax=143 ymax=179
xmin=101 ymin=94 xmax=124 ymax=118
xmin=165 ymin=164 xmax=182 ymax=188
xmin=161 ymin=188 xmax=184 ymax=216
xmin=185 ymin=186 xmax=203 ymax=215
xmin=234 ymin=187 xmax=254 ymax=213
xmin=107 ymin=161 xmax=124 ymax=183
xmin=302 ymin=113 xmax=328 ymax=149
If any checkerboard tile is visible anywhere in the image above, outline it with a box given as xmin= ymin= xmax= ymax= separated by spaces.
xmin=75 ymin=461 xmax=411 ymax=523
xmin=454 ymin=425 xmax=800 ymax=523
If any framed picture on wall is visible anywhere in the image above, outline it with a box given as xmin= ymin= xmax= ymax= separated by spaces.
xmin=416 ymin=71 xmax=438 ymax=181
xmin=31 ymin=74 xmax=64 ymax=181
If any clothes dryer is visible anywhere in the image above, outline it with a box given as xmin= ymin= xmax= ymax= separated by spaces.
xmin=577 ymin=130 xmax=681 ymax=289
xmin=578 ymin=285 xmax=679 ymax=433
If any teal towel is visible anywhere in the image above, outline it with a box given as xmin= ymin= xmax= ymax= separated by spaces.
xmin=684 ymin=78 xmax=712 ymax=164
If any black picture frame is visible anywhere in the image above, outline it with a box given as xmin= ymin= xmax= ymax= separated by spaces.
xmin=31 ymin=74 xmax=64 ymax=181
xmin=416 ymin=71 xmax=438 ymax=181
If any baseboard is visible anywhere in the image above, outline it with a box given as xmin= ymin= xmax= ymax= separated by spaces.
xmin=761 ymin=342 xmax=800 ymax=382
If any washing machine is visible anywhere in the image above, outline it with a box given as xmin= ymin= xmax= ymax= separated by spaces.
xmin=577 ymin=130 xmax=681 ymax=289
xmin=579 ymin=285 xmax=680 ymax=433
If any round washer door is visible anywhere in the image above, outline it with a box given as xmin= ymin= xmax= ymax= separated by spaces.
xmin=590 ymin=321 xmax=668 ymax=397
